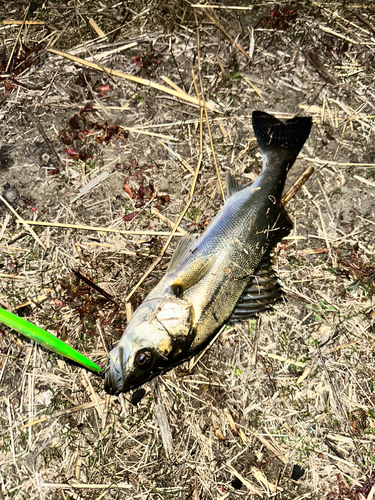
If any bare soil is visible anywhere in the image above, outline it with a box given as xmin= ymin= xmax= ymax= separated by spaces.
xmin=1 ymin=1 xmax=375 ymax=499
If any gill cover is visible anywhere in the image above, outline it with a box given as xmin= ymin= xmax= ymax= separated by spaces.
xmin=104 ymin=298 xmax=194 ymax=394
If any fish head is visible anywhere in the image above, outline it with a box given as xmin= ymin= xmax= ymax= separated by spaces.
xmin=104 ymin=297 xmax=194 ymax=394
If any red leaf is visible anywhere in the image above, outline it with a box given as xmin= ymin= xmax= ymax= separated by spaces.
xmin=270 ymin=4 xmax=280 ymax=17
xmin=64 ymin=148 xmax=79 ymax=159
xmin=48 ymin=168 xmax=60 ymax=176
xmin=3 ymin=79 xmax=17 ymax=92
xmin=138 ymin=184 xmax=146 ymax=199
xmin=158 ymin=194 xmax=170 ymax=204
xmin=131 ymin=56 xmax=143 ymax=66
xmin=59 ymin=131 xmax=76 ymax=145
xmin=122 ymin=212 xmax=137 ymax=222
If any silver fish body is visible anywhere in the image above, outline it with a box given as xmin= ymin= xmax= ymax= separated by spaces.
xmin=104 ymin=111 xmax=312 ymax=394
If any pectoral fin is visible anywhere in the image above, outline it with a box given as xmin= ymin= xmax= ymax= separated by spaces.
xmin=226 ymin=172 xmax=243 ymax=198
xmin=171 ymin=255 xmax=215 ymax=297
xmin=230 ymin=255 xmax=282 ymax=320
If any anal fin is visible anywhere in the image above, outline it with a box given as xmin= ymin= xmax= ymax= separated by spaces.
xmin=267 ymin=206 xmax=293 ymax=247
xmin=230 ymin=255 xmax=283 ymax=320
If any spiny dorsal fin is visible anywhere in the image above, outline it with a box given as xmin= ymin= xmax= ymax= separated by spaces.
xmin=226 ymin=172 xmax=243 ymax=198
xmin=168 ymin=235 xmax=199 ymax=272
xmin=252 ymin=111 xmax=312 ymax=172
xmin=171 ymin=255 xmax=215 ymax=297
xmin=230 ymin=254 xmax=282 ymax=320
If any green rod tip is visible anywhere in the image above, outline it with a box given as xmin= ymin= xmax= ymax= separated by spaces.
xmin=0 ymin=307 xmax=103 ymax=373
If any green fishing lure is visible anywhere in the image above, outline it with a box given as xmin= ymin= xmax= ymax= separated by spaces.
xmin=0 ymin=307 xmax=102 ymax=373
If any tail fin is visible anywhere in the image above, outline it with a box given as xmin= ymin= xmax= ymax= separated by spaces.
xmin=252 ymin=111 xmax=312 ymax=172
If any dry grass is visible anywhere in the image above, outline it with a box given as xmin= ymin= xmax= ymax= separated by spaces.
xmin=1 ymin=0 xmax=375 ymax=498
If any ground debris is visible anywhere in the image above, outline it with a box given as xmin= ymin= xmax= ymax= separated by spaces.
xmin=0 ymin=1 xmax=375 ymax=499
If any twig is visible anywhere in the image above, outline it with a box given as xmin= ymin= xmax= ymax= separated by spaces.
xmin=191 ymin=4 xmax=255 ymax=9
xmin=96 ymin=319 xmax=108 ymax=356
xmin=354 ymin=175 xmax=375 ymax=188
xmin=318 ymin=25 xmax=359 ymax=45
xmin=258 ymin=351 xmax=305 ymax=368
xmin=280 ymin=166 xmax=315 ymax=206
xmin=48 ymin=48 xmax=218 ymax=111
xmin=251 ymin=317 xmax=260 ymax=366
xmin=301 ymin=157 xmax=375 ymax=167
xmin=21 ymin=220 xmax=184 ymax=237
xmin=31 ymin=113 xmax=64 ymax=170
xmin=21 ymin=400 xmax=106 ymax=429
xmin=150 ymin=379 xmax=174 ymax=459
xmin=151 ymin=209 xmax=187 ymax=234
xmin=353 ymin=11 xmax=375 ymax=34
xmin=193 ymin=25 xmax=225 ymax=200
xmin=6 ymin=398 xmax=17 ymax=468
xmin=5 ymin=7 xmax=29 ymax=72
xmin=313 ymin=200 xmax=330 ymax=249
xmin=250 ymin=430 xmax=288 ymax=464
xmin=125 ymin=127 xmax=178 ymax=142
xmin=157 ymin=140 xmax=195 ymax=174
xmin=160 ymin=75 xmax=188 ymax=95
xmin=226 ymin=464 xmax=261 ymax=494
xmin=201 ymin=8 xmax=251 ymax=61
xmin=41 ymin=483 xmax=131 ymax=490
xmin=0 ymin=196 xmax=47 ymax=251
xmin=71 ymin=269 xmax=118 ymax=305
xmin=71 ymin=172 xmax=109 ymax=203
xmin=3 ymin=20 xmax=45 ymax=26
xmin=88 ymin=18 xmax=107 ymax=39
xmin=304 ymin=50 xmax=335 ymax=84
xmin=243 ymin=76 xmax=263 ymax=100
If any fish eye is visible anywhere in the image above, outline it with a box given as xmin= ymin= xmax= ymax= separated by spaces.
xmin=135 ymin=350 xmax=152 ymax=369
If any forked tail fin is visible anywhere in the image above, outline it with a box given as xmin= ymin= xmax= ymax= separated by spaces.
xmin=252 ymin=111 xmax=312 ymax=172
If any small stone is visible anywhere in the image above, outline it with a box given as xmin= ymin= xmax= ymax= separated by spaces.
xmin=3 ymin=187 xmax=18 ymax=204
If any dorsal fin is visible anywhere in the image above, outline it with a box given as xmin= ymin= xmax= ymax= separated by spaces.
xmin=230 ymin=254 xmax=283 ymax=320
xmin=168 ymin=235 xmax=198 ymax=272
xmin=226 ymin=172 xmax=243 ymax=198
xmin=252 ymin=111 xmax=312 ymax=172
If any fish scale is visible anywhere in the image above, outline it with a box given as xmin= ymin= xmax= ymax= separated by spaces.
xmin=104 ymin=111 xmax=312 ymax=395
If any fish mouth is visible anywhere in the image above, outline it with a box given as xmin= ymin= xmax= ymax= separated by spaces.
xmin=104 ymin=344 xmax=159 ymax=394
xmin=104 ymin=345 xmax=127 ymax=395
xmin=104 ymin=366 xmax=120 ymax=395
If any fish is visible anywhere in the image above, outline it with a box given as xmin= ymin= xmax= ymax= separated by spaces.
xmin=104 ymin=111 xmax=312 ymax=395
